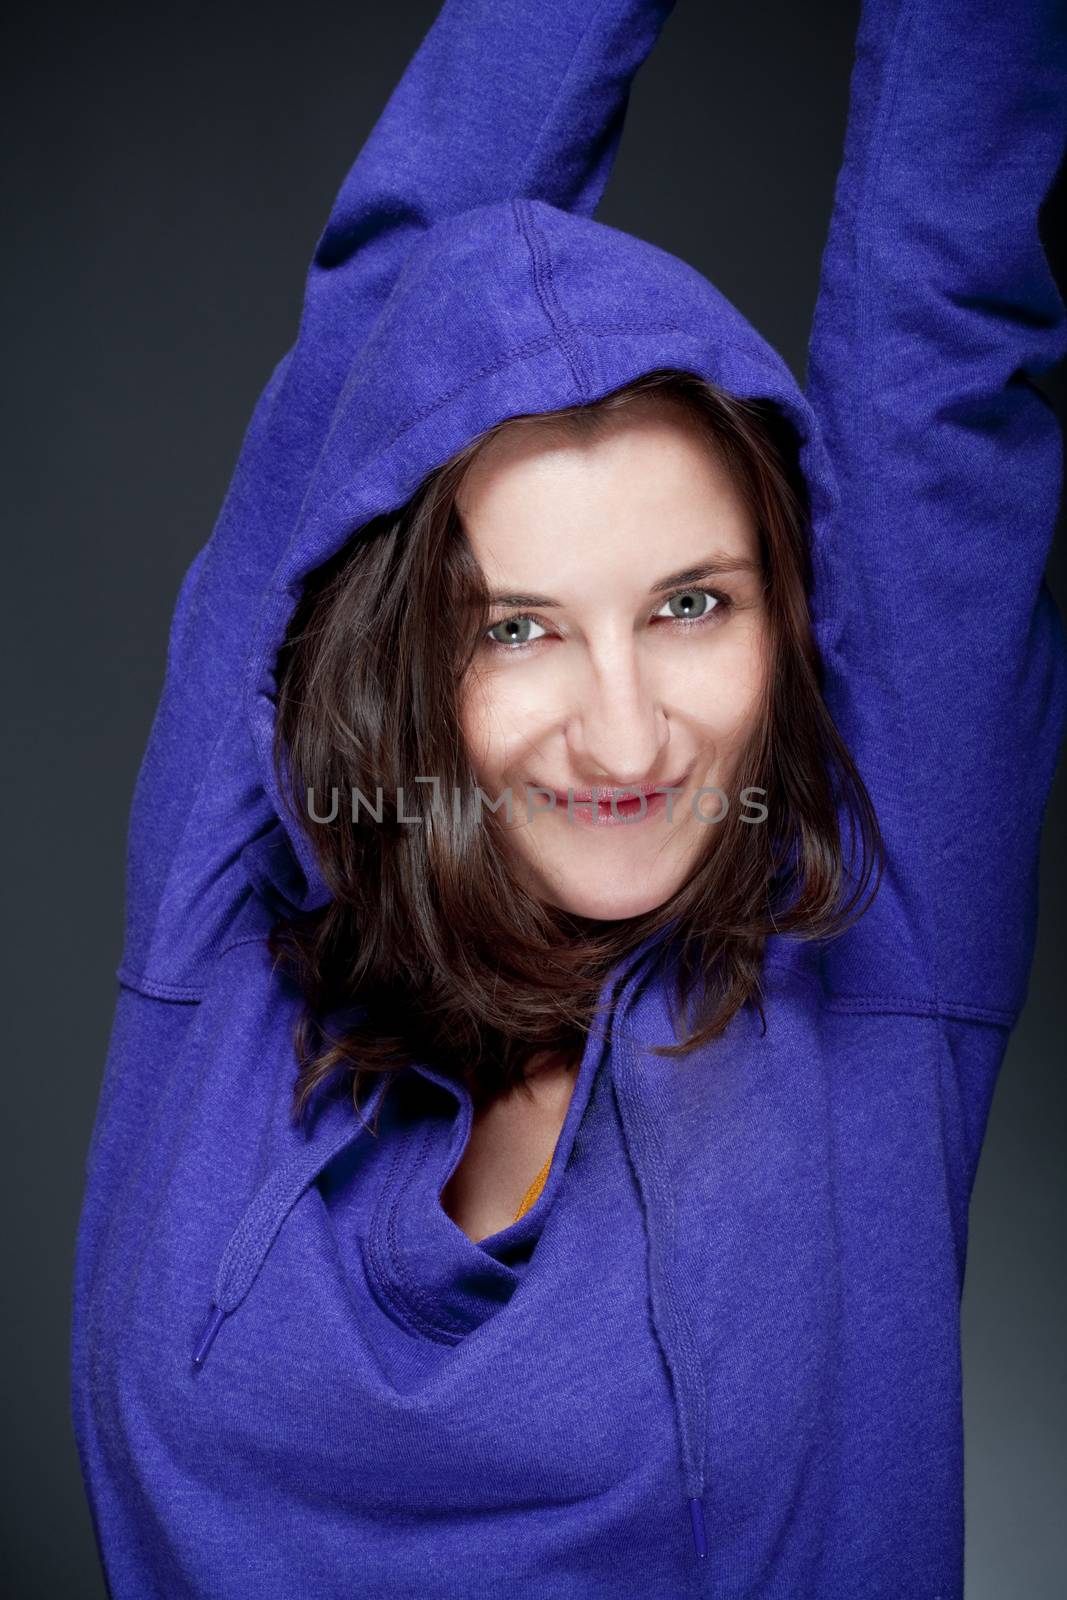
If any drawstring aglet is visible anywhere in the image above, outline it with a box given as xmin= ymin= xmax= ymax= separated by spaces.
xmin=688 ymin=1494 xmax=708 ymax=1559
xmin=192 ymin=1304 xmax=226 ymax=1369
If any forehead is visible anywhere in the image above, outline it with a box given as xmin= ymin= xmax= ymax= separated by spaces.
xmin=455 ymin=401 xmax=757 ymax=581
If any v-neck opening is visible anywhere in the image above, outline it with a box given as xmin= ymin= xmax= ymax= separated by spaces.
xmin=361 ymin=1025 xmax=611 ymax=1343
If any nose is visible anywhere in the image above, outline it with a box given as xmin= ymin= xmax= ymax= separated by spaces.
xmin=567 ymin=644 xmax=670 ymax=785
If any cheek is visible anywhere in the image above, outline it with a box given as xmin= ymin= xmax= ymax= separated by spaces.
xmin=721 ymin=645 xmax=767 ymax=734
xmin=458 ymin=666 xmax=527 ymax=783
xmin=459 ymin=660 xmax=559 ymax=780
xmin=458 ymin=673 xmax=493 ymax=779
xmin=672 ymin=625 xmax=768 ymax=740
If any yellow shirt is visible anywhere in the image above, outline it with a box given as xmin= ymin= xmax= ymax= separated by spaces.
xmin=512 ymin=1151 xmax=554 ymax=1224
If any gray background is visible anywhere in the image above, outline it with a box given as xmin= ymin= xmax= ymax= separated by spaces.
xmin=3 ymin=1 xmax=1064 ymax=1594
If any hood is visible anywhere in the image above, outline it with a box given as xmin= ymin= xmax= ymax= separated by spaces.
xmin=238 ymin=195 xmax=842 ymax=918
xmin=210 ymin=198 xmax=841 ymax=1565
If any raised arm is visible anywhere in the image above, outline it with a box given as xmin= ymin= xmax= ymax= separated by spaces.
xmin=805 ymin=0 xmax=1067 ymax=1025
xmin=120 ymin=0 xmax=676 ymax=996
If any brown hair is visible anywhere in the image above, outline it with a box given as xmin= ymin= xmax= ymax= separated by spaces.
xmin=269 ymin=369 xmax=883 ymax=1125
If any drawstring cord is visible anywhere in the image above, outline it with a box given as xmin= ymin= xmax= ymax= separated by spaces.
xmin=191 ymin=1075 xmax=391 ymax=1369
xmin=609 ymin=965 xmax=709 ymax=1563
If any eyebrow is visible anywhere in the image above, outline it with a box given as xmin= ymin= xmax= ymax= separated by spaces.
xmin=486 ymin=555 xmax=762 ymax=608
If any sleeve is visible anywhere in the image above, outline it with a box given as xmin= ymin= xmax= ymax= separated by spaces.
xmin=118 ymin=0 xmax=677 ymax=992
xmin=804 ymin=0 xmax=1067 ymax=1026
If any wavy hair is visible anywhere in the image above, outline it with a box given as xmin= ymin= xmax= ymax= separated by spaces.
xmin=268 ymin=369 xmax=884 ymax=1124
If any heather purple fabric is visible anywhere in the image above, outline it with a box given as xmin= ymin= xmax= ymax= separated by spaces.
xmin=71 ymin=1 xmax=1067 ymax=1595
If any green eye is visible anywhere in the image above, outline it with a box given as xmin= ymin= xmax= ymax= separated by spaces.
xmin=657 ymin=589 xmax=716 ymax=621
xmin=487 ymin=615 xmax=547 ymax=647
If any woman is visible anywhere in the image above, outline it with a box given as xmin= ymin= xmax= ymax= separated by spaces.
xmin=71 ymin=1 xmax=1067 ymax=1595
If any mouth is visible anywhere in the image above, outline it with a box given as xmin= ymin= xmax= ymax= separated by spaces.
xmin=550 ymin=771 xmax=694 ymax=806
xmin=538 ymin=768 xmax=694 ymax=828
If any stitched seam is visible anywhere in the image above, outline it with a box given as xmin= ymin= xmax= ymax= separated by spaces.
xmin=364 ymin=1120 xmax=469 ymax=1342
xmin=115 ymin=963 xmax=203 ymax=1003
xmin=512 ymin=198 xmax=590 ymax=398
xmin=758 ymin=954 xmax=1016 ymax=1024
xmin=572 ymin=320 xmax=792 ymax=390
xmin=821 ymin=993 xmax=1015 ymax=1026
xmin=217 ymin=933 xmax=273 ymax=957
xmin=385 ymin=1121 xmax=474 ymax=1339
xmin=118 ymin=930 xmax=275 ymax=1003
xmin=384 ymin=330 xmax=559 ymax=451
xmin=359 ymin=1127 xmax=450 ymax=1340
xmin=573 ymin=319 xmax=690 ymax=336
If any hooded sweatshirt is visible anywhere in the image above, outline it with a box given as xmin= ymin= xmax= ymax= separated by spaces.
xmin=70 ymin=1 xmax=1067 ymax=1595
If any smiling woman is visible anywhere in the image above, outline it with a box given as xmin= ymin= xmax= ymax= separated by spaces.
xmin=270 ymin=369 xmax=881 ymax=1119
xmin=457 ymin=388 xmax=772 ymax=920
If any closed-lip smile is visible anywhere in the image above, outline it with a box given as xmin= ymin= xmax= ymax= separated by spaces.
xmin=547 ymin=770 xmax=692 ymax=804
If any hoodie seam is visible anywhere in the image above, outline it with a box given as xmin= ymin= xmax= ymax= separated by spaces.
xmin=217 ymin=933 xmax=275 ymax=960
xmin=374 ymin=332 xmax=562 ymax=458
xmin=385 ymin=1124 xmax=482 ymax=1340
xmin=758 ymin=953 xmax=1015 ymax=1026
xmin=512 ymin=198 xmax=591 ymax=399
xmin=819 ymin=992 xmax=1015 ymax=1026
xmin=363 ymin=1123 xmax=473 ymax=1343
xmin=115 ymin=963 xmax=203 ymax=1003
xmin=376 ymin=320 xmax=781 ymax=453
xmin=117 ymin=930 xmax=280 ymax=1002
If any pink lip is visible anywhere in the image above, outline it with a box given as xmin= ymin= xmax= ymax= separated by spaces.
xmin=548 ymin=772 xmax=692 ymax=805
xmin=568 ymin=792 xmax=668 ymax=827
xmin=527 ymin=770 xmax=693 ymax=829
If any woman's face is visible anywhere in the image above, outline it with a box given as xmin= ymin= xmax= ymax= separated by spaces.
xmin=456 ymin=399 xmax=770 ymax=921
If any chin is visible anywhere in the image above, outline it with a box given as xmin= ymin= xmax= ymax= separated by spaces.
xmin=536 ymin=873 xmax=682 ymax=923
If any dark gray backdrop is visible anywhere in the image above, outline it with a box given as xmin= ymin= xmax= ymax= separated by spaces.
xmin=4 ymin=2 xmax=1064 ymax=1595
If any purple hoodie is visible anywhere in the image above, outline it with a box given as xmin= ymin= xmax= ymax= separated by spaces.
xmin=71 ymin=1 xmax=1067 ymax=1595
